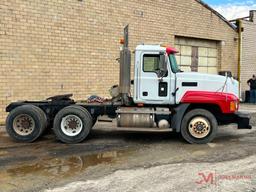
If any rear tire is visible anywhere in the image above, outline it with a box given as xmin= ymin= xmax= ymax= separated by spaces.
xmin=6 ymin=105 xmax=47 ymax=142
xmin=53 ymin=105 xmax=93 ymax=144
xmin=181 ymin=109 xmax=217 ymax=144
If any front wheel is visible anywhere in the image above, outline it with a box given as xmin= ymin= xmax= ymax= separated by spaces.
xmin=53 ymin=105 xmax=93 ymax=144
xmin=181 ymin=109 xmax=217 ymax=144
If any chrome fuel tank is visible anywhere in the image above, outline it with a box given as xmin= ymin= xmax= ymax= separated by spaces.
xmin=116 ymin=107 xmax=155 ymax=128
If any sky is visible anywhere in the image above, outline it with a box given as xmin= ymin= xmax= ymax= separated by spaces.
xmin=203 ymin=0 xmax=256 ymax=20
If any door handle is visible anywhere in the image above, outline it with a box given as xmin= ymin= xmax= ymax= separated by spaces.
xmin=172 ymin=87 xmax=179 ymax=96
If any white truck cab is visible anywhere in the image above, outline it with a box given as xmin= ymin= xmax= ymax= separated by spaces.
xmin=133 ymin=44 xmax=239 ymax=111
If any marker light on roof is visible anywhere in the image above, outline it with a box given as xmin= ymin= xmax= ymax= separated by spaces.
xmin=166 ymin=47 xmax=179 ymax=55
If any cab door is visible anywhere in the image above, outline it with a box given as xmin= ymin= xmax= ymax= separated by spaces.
xmin=138 ymin=52 xmax=171 ymax=104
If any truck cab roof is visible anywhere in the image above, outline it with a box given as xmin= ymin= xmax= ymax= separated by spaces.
xmin=136 ymin=45 xmax=166 ymax=52
xmin=135 ymin=45 xmax=178 ymax=54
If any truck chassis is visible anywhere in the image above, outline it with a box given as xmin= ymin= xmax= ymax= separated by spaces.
xmin=5 ymin=94 xmax=251 ymax=144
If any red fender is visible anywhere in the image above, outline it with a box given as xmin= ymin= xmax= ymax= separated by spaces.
xmin=180 ymin=91 xmax=239 ymax=114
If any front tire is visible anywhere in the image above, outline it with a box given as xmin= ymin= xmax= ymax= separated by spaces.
xmin=181 ymin=109 xmax=217 ymax=144
xmin=53 ymin=105 xmax=93 ymax=144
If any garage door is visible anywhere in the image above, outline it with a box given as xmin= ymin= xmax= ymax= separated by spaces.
xmin=175 ymin=37 xmax=218 ymax=74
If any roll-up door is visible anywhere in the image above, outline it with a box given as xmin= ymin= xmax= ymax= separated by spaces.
xmin=175 ymin=37 xmax=218 ymax=74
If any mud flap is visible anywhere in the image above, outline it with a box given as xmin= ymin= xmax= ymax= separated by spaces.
xmin=236 ymin=112 xmax=252 ymax=129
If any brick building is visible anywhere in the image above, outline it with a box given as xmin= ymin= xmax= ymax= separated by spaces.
xmin=239 ymin=10 xmax=256 ymax=98
xmin=0 ymin=0 xmax=239 ymax=122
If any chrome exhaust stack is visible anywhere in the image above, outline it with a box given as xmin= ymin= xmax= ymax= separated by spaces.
xmin=119 ymin=25 xmax=131 ymax=105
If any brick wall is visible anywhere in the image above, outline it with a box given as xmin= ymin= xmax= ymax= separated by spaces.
xmin=0 ymin=0 xmax=238 ymax=122
xmin=241 ymin=11 xmax=256 ymax=98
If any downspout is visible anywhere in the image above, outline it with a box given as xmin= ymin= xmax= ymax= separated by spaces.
xmin=237 ymin=19 xmax=243 ymax=97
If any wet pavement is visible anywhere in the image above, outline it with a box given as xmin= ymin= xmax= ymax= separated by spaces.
xmin=0 ymin=105 xmax=256 ymax=192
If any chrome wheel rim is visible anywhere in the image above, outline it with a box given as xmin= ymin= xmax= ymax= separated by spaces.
xmin=188 ymin=117 xmax=211 ymax=139
xmin=13 ymin=114 xmax=35 ymax=136
xmin=61 ymin=115 xmax=83 ymax=137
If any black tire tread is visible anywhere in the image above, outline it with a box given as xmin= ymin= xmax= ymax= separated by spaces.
xmin=69 ymin=105 xmax=96 ymax=130
xmin=30 ymin=105 xmax=47 ymax=135
xmin=53 ymin=105 xmax=93 ymax=144
xmin=181 ymin=109 xmax=218 ymax=144
xmin=6 ymin=105 xmax=47 ymax=142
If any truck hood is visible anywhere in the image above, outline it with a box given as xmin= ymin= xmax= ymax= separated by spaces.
xmin=175 ymin=72 xmax=239 ymax=103
xmin=177 ymin=72 xmax=226 ymax=83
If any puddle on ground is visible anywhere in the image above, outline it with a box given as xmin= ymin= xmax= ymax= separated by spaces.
xmin=5 ymin=150 xmax=131 ymax=178
xmin=0 ymin=149 xmax=133 ymax=191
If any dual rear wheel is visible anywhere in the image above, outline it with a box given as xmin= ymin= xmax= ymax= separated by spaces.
xmin=6 ymin=105 xmax=93 ymax=143
xmin=53 ymin=105 xmax=93 ymax=144
xmin=6 ymin=105 xmax=47 ymax=142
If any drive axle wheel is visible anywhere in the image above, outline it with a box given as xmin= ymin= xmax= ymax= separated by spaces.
xmin=61 ymin=115 xmax=83 ymax=137
xmin=6 ymin=105 xmax=47 ymax=142
xmin=53 ymin=105 xmax=93 ymax=144
xmin=181 ymin=109 xmax=217 ymax=144
xmin=13 ymin=114 xmax=35 ymax=136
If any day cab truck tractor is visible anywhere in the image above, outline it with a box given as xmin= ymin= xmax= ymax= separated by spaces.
xmin=5 ymin=25 xmax=251 ymax=144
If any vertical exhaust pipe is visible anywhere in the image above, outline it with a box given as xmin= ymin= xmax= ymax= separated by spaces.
xmin=119 ymin=25 xmax=131 ymax=105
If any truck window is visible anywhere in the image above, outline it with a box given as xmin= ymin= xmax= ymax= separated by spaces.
xmin=169 ymin=54 xmax=180 ymax=73
xmin=143 ymin=55 xmax=160 ymax=72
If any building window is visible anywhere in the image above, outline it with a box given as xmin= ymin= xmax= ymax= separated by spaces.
xmin=175 ymin=45 xmax=192 ymax=72
xmin=198 ymin=47 xmax=218 ymax=74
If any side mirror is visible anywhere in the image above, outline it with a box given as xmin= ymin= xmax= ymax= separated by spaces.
xmin=158 ymin=53 xmax=167 ymax=78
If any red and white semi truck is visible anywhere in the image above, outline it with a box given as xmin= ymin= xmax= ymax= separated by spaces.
xmin=5 ymin=26 xmax=251 ymax=144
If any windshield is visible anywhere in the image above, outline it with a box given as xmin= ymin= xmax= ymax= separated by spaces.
xmin=169 ymin=54 xmax=180 ymax=73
